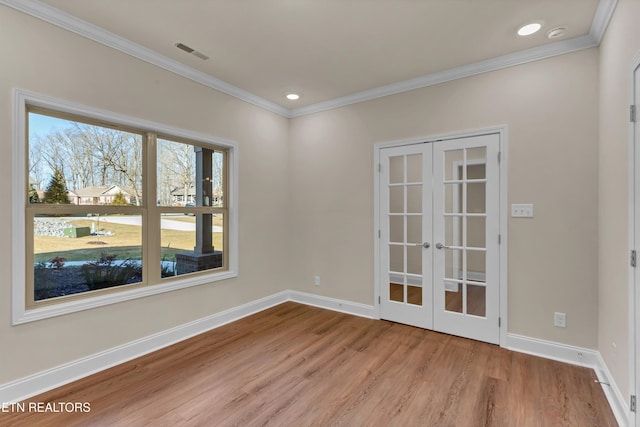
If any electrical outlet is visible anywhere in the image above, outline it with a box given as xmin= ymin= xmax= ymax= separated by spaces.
xmin=314 ymin=276 xmax=320 ymax=286
xmin=511 ymin=204 xmax=534 ymax=218
xmin=554 ymin=312 xmax=566 ymax=328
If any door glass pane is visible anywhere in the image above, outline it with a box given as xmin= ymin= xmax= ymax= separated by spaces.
xmin=389 ymin=156 xmax=404 ymax=184
xmin=444 ymin=216 xmax=462 ymax=247
xmin=389 ymin=216 xmax=403 ymax=243
xmin=467 ymin=284 xmax=486 ymax=317
xmin=406 ymin=215 xmax=421 ymax=244
xmin=406 ymin=185 xmax=422 ymax=213
xmin=466 ymin=182 xmax=485 ymax=214
xmin=445 ymin=249 xmax=463 ymax=280
xmin=445 ymin=281 xmax=463 ymax=313
xmin=444 ymin=149 xmax=464 ymax=181
xmin=466 ymin=216 xmax=486 ymax=248
xmin=390 ymin=281 xmax=404 ymax=302
xmin=389 ymin=245 xmax=404 ymax=272
xmin=389 ymin=186 xmax=404 ymax=213
xmin=407 ymin=285 xmax=422 ymax=306
xmin=407 ymin=246 xmax=422 ymax=275
xmin=467 ymin=250 xmax=486 ymax=281
xmin=444 ymin=183 xmax=462 ymax=214
xmin=406 ymin=154 xmax=422 ymax=183
xmin=466 ymin=147 xmax=486 ymax=178
xmin=467 ymin=163 xmax=486 ymax=180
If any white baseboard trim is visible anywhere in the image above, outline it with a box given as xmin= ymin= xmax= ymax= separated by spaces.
xmin=0 ymin=291 xmax=289 ymax=403
xmin=595 ymin=352 xmax=629 ymax=427
xmin=287 ymin=290 xmax=376 ymax=319
xmin=507 ymin=333 xmax=628 ymax=426
xmin=0 ymin=292 xmax=625 ymax=427
xmin=507 ymin=333 xmax=600 ymax=368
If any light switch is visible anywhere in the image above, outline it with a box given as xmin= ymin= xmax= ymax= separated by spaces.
xmin=511 ymin=204 xmax=534 ymax=218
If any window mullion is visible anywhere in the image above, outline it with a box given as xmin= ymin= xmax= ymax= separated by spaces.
xmin=145 ymin=132 xmax=160 ymax=285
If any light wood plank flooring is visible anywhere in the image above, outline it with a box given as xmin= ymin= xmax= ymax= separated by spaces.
xmin=0 ymin=302 xmax=617 ymax=426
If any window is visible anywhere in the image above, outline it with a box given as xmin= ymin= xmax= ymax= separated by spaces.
xmin=12 ymin=90 xmax=238 ymax=323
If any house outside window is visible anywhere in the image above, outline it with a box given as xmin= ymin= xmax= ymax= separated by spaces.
xmin=12 ymin=90 xmax=238 ymax=324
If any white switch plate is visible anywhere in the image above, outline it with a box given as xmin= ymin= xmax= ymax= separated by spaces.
xmin=511 ymin=203 xmax=534 ymax=218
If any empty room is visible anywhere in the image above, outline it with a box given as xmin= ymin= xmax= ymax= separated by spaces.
xmin=0 ymin=0 xmax=638 ymax=425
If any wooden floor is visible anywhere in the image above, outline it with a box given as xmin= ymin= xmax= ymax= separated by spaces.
xmin=1 ymin=302 xmax=616 ymax=427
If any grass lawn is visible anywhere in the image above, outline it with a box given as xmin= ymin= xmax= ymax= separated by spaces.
xmin=34 ymin=217 xmax=224 ymax=264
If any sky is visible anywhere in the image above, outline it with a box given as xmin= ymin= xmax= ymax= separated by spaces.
xmin=29 ymin=112 xmax=72 ymax=139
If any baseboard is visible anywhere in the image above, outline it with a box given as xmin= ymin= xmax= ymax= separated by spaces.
xmin=507 ymin=333 xmax=628 ymax=426
xmin=0 ymin=291 xmax=289 ymax=403
xmin=287 ymin=290 xmax=376 ymax=319
xmin=0 ymin=292 xmax=625 ymax=427
xmin=507 ymin=333 xmax=600 ymax=368
xmin=595 ymin=352 xmax=629 ymax=427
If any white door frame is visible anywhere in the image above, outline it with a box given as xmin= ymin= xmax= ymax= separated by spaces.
xmin=373 ymin=125 xmax=509 ymax=346
xmin=630 ymin=51 xmax=640 ymax=427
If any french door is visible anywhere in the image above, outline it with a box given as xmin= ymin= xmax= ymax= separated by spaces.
xmin=379 ymin=134 xmax=500 ymax=344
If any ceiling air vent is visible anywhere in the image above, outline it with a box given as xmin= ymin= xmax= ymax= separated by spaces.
xmin=175 ymin=42 xmax=209 ymax=60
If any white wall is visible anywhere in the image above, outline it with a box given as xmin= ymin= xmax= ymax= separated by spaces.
xmin=598 ymin=0 xmax=640 ymax=401
xmin=289 ymin=48 xmax=600 ymax=349
xmin=0 ymin=6 xmax=291 ymax=384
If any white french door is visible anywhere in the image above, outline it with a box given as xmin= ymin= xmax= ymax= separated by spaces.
xmin=379 ymin=134 xmax=501 ymax=344
xmin=379 ymin=144 xmax=433 ymax=329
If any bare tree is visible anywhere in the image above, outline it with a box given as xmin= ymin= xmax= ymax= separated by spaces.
xmin=67 ymin=123 xmax=143 ymax=205
xmin=158 ymin=139 xmax=195 ymax=206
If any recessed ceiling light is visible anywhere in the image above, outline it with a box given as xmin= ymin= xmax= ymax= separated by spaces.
xmin=517 ymin=23 xmax=542 ymax=36
xmin=286 ymin=93 xmax=300 ymax=101
xmin=547 ymin=27 xmax=567 ymax=39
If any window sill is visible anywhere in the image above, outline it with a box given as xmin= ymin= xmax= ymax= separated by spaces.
xmin=12 ymin=270 xmax=238 ymax=325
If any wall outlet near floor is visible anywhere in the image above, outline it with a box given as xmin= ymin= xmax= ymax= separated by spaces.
xmin=314 ymin=276 xmax=321 ymax=286
xmin=554 ymin=312 xmax=566 ymax=328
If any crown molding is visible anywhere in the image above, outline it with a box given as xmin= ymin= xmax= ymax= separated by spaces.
xmin=589 ymin=0 xmax=618 ymax=43
xmin=1 ymin=0 xmax=617 ymax=119
xmin=0 ymin=0 xmax=290 ymax=118
xmin=289 ymin=34 xmax=598 ymax=117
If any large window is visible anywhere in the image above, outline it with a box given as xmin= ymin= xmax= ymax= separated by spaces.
xmin=12 ymin=91 xmax=237 ymax=323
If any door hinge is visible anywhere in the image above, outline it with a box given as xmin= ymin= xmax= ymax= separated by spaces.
xmin=631 ymin=394 xmax=636 ymax=412
xmin=379 ymin=296 xmax=381 ymax=304
xmin=498 ymin=317 xmax=501 ymax=327
xmin=632 ymin=250 xmax=637 ymax=268
xmin=378 ymin=163 xmax=382 ymax=173
xmin=498 ymin=234 xmax=501 ymax=244
xmin=378 ymin=229 xmax=381 ymax=239
xmin=498 ymin=152 xmax=501 ymax=163
xmin=631 ymin=105 xmax=637 ymax=123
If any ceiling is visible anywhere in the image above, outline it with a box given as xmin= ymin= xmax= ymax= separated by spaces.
xmin=7 ymin=0 xmax=613 ymax=116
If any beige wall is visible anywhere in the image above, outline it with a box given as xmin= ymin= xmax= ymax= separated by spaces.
xmin=0 ymin=1 xmax=617 ymax=394
xmin=598 ymin=0 xmax=640 ymax=401
xmin=0 ymin=7 xmax=291 ymax=383
xmin=289 ymin=48 xmax=600 ymax=349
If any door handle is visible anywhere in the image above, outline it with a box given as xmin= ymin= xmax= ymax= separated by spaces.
xmin=435 ymin=243 xmax=449 ymax=250
xmin=412 ymin=242 xmax=430 ymax=248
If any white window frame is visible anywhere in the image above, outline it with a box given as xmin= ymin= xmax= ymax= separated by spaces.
xmin=11 ymin=89 xmax=239 ymax=325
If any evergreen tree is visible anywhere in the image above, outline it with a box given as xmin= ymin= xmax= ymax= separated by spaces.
xmin=43 ymin=167 xmax=70 ymax=204
xmin=28 ymin=185 xmax=40 ymax=203
xmin=111 ymin=191 xmax=128 ymax=206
